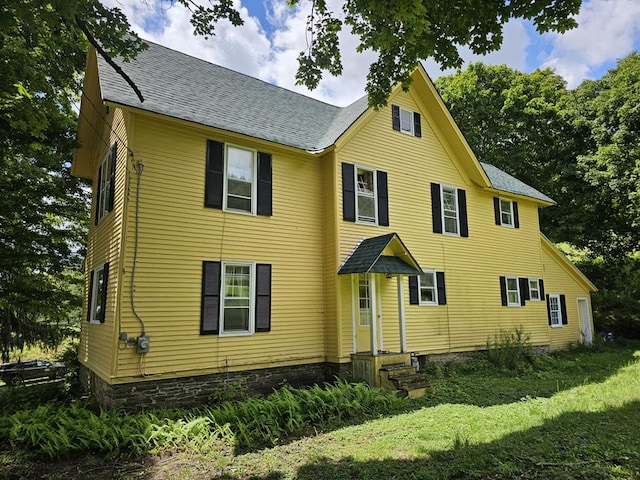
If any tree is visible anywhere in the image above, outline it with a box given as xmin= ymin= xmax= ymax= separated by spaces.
xmin=566 ymin=53 xmax=640 ymax=257
xmin=0 ymin=0 xmax=143 ymax=360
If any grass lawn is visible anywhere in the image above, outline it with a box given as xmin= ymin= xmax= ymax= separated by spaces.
xmin=2 ymin=341 xmax=639 ymax=479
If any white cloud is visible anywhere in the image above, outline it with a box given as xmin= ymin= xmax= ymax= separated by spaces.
xmin=540 ymin=0 xmax=640 ymax=86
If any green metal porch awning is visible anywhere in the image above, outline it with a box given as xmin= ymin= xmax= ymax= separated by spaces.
xmin=338 ymin=233 xmax=422 ymax=275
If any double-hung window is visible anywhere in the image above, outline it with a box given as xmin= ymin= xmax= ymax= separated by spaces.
xmin=548 ymin=294 xmax=562 ymax=327
xmin=431 ymin=183 xmax=468 ymax=237
xmin=356 ymin=167 xmax=377 ymax=224
xmin=96 ymin=144 xmax=117 ymax=223
xmin=225 ymin=145 xmax=256 ymax=214
xmin=341 ymin=163 xmax=389 ymax=226
xmin=500 ymin=199 xmax=514 ymax=226
xmin=505 ymin=276 xmax=520 ymax=306
xmin=493 ymin=197 xmax=519 ymax=228
xmin=441 ymin=186 xmax=459 ymax=235
xmin=88 ymin=262 xmax=109 ymax=324
xmin=418 ymin=270 xmax=438 ymax=305
xmin=201 ymin=261 xmax=272 ymax=336
xmin=204 ymin=140 xmax=272 ymax=216
xmin=529 ymin=278 xmax=541 ymax=301
xmin=221 ymin=262 xmax=254 ymax=334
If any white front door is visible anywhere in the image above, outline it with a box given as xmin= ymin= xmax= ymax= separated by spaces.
xmin=354 ymin=274 xmax=382 ymax=353
xmin=577 ymin=297 xmax=593 ymax=344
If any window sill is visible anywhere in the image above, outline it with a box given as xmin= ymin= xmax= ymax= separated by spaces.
xmin=550 ymin=324 xmax=563 ymax=328
xmin=418 ymin=302 xmax=438 ymax=307
xmin=219 ymin=331 xmax=255 ymax=337
xmin=355 ymin=220 xmax=378 ymax=226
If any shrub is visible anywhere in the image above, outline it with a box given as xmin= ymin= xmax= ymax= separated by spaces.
xmin=483 ymin=327 xmax=537 ymax=371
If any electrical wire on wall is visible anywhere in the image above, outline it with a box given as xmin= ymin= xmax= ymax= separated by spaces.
xmin=130 ymin=158 xmax=147 ymax=338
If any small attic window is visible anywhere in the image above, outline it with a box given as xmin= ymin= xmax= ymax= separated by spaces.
xmin=392 ymin=105 xmax=421 ymax=137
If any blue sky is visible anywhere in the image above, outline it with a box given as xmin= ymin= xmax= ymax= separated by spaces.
xmin=103 ymin=0 xmax=640 ymax=106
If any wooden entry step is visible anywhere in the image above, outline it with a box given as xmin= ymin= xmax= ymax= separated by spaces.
xmin=379 ymin=363 xmax=429 ymax=399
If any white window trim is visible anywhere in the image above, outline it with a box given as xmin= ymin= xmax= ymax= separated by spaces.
xmin=528 ymin=277 xmax=541 ymax=301
xmin=399 ymin=107 xmax=414 ymax=136
xmin=441 ymin=184 xmax=460 ymax=236
xmin=549 ymin=293 xmax=563 ymax=327
xmin=499 ymin=198 xmax=514 ymax=228
xmin=505 ymin=275 xmax=521 ymax=307
xmin=223 ymin=144 xmax=257 ymax=216
xmin=354 ymin=164 xmax=378 ymax=225
xmin=97 ymin=148 xmax=113 ymax=222
xmin=219 ymin=261 xmax=256 ymax=336
xmin=89 ymin=262 xmax=107 ymax=325
xmin=418 ymin=269 xmax=438 ymax=306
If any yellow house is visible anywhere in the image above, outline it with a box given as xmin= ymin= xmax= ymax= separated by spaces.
xmin=73 ymin=41 xmax=596 ymax=409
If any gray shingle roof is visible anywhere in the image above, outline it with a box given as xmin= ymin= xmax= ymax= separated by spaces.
xmin=480 ymin=162 xmax=555 ymax=204
xmin=97 ymin=40 xmax=367 ymax=151
xmin=338 ymin=233 xmax=422 ymax=275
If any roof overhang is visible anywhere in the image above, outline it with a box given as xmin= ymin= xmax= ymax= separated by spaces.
xmin=338 ymin=233 xmax=422 ymax=275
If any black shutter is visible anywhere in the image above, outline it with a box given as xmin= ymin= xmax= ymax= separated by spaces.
xmin=87 ymin=270 xmax=94 ymax=322
xmin=493 ymin=197 xmax=501 ymax=225
xmin=107 ymin=143 xmax=117 ymax=213
xmin=99 ymin=263 xmax=109 ymax=324
xmin=257 ymin=152 xmax=272 ymax=216
xmin=431 ymin=183 xmax=442 ymax=234
xmin=392 ymin=105 xmax=400 ymax=131
xmin=513 ymin=201 xmax=520 ymax=228
xmin=546 ymin=294 xmax=552 ymax=325
xmin=255 ymin=264 xmax=272 ymax=332
xmin=377 ymin=170 xmax=389 ymax=226
xmin=409 ymin=276 xmax=419 ymax=305
xmin=436 ymin=271 xmax=447 ymax=305
xmin=413 ymin=112 xmax=422 ymax=137
xmin=205 ymin=140 xmax=224 ymax=209
xmin=458 ymin=189 xmax=469 ymax=237
xmin=539 ymin=279 xmax=545 ymax=299
xmin=95 ymin=166 xmax=102 ymax=225
xmin=342 ymin=163 xmax=356 ymax=222
xmin=201 ymin=261 xmax=221 ymax=334
xmin=560 ymin=294 xmax=568 ymax=325
xmin=519 ymin=277 xmax=530 ymax=304
xmin=500 ymin=276 xmax=507 ymax=306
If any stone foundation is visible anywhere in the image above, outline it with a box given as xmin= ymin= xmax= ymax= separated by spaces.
xmin=79 ymin=362 xmax=350 ymax=411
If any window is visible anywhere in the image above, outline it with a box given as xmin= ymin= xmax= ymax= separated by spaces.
xmin=546 ymin=293 xmax=567 ymax=327
xmin=96 ymin=144 xmax=117 ymax=223
xmin=356 ymin=167 xmax=377 ymax=224
xmin=441 ymin=186 xmax=459 ymax=235
xmin=418 ymin=270 xmax=437 ymax=305
xmin=500 ymin=199 xmax=513 ymax=226
xmin=201 ymin=261 xmax=272 ymax=335
xmin=358 ymin=274 xmax=372 ymax=326
xmin=500 ymin=275 xmax=520 ymax=306
xmin=88 ymin=263 xmax=109 ymax=324
xmin=205 ymin=140 xmax=272 ymax=216
xmin=431 ymin=183 xmax=468 ymax=237
xmin=225 ymin=145 xmax=256 ymax=214
xmin=548 ymin=294 xmax=561 ymax=326
xmin=391 ymin=105 xmax=421 ymax=137
xmin=342 ymin=163 xmax=389 ymax=226
xmin=221 ymin=262 xmax=254 ymax=334
xmin=493 ymin=197 xmax=519 ymax=228
xmin=529 ymin=278 xmax=541 ymax=301
xmin=409 ymin=270 xmax=446 ymax=305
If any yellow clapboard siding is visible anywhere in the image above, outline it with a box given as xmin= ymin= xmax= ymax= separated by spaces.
xmin=79 ymin=108 xmax=130 ymax=382
xmin=113 ymin=114 xmax=328 ymax=378
xmin=335 ymin=90 xmax=554 ymax=357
